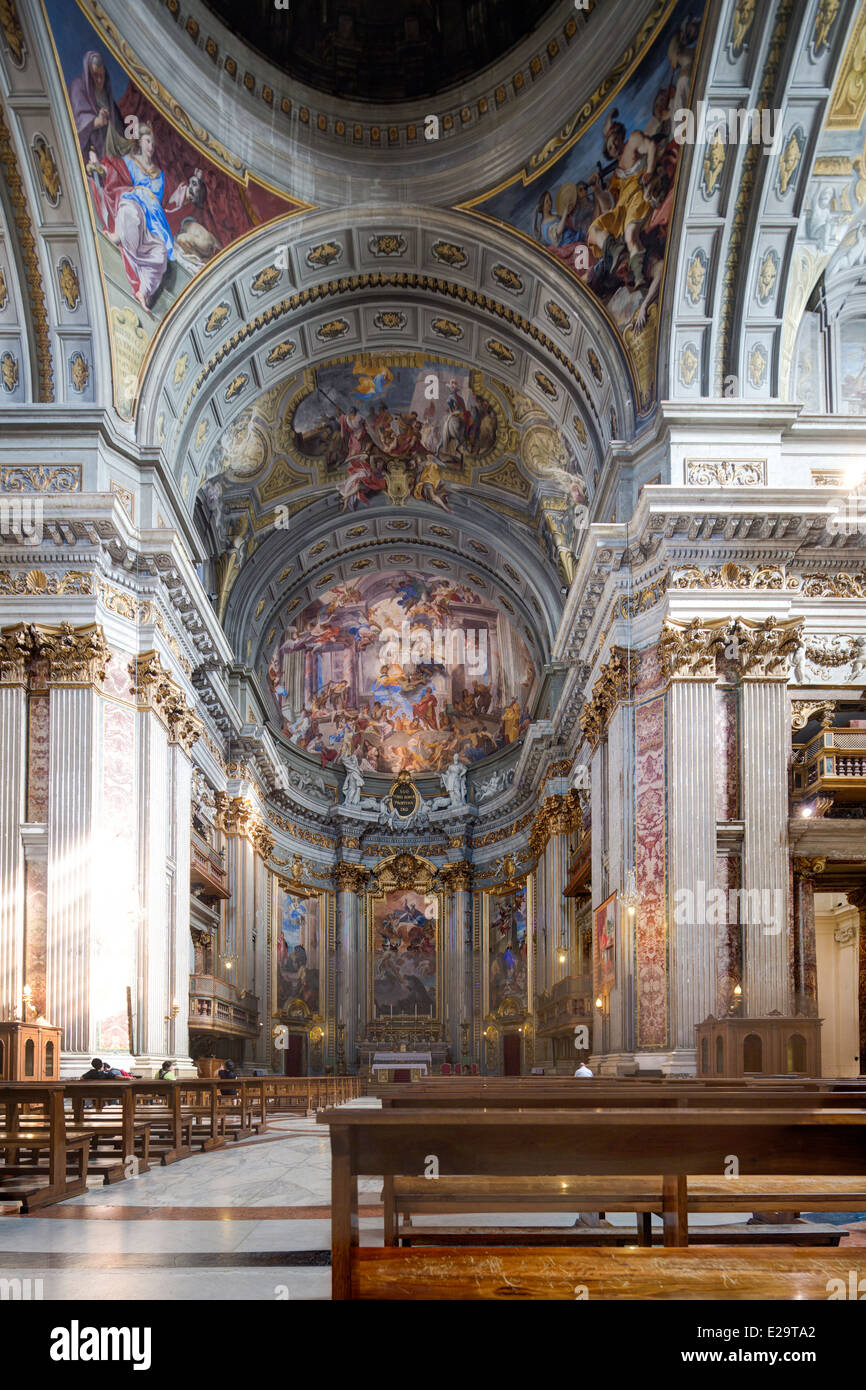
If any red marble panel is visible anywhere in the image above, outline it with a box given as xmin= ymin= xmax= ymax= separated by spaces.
xmin=715 ymin=852 xmax=740 ymax=1016
xmin=24 ymin=857 xmax=47 ymax=1016
xmin=27 ymin=693 xmax=50 ymax=821
xmin=713 ymin=686 xmax=739 ymax=821
xmin=635 ymin=694 xmax=667 ymax=1047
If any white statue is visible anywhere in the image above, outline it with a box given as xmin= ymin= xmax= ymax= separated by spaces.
xmin=791 ymin=642 xmax=809 ymax=685
xmin=441 ymin=753 xmax=468 ymax=808
xmin=851 ymin=635 xmax=866 ymax=684
xmin=340 ymin=752 xmax=364 ymax=806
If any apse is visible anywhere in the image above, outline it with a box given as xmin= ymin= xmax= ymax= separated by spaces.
xmin=266 ymin=568 xmax=535 ymax=773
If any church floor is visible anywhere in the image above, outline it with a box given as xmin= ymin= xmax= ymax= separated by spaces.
xmin=1 ymin=1104 xmax=865 ymax=1301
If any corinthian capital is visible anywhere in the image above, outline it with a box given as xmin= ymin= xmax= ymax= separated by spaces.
xmin=335 ymin=862 xmax=369 ymax=894
xmin=733 ymin=616 xmax=803 ymax=678
xmin=0 ymin=623 xmax=39 ymax=684
xmin=579 ymin=646 xmax=640 ymax=749
xmin=439 ymin=860 xmax=472 ymax=892
xmin=658 ymin=618 xmax=728 ymax=680
xmin=39 ymin=622 xmax=110 ymax=685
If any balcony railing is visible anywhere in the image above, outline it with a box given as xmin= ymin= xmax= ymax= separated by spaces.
xmin=791 ymin=725 xmax=866 ymax=811
xmin=189 ymin=974 xmax=258 ymax=1037
xmin=190 ymin=828 xmax=231 ymax=899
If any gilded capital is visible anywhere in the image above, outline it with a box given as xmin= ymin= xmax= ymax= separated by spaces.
xmin=792 ymin=856 xmax=827 ymax=884
xmin=658 ymin=618 xmax=728 ymax=680
xmin=734 ymin=616 xmax=803 ymax=679
xmin=440 ymin=860 xmax=472 ymax=892
xmin=38 ymin=621 xmax=110 ymax=685
xmin=530 ymin=790 xmax=581 ymax=857
xmin=579 ymin=646 xmax=639 ymax=749
xmin=0 ymin=622 xmax=39 ymax=684
xmin=335 ymin=861 xmax=369 ymax=894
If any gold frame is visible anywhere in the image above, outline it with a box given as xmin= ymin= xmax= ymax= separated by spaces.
xmin=365 ymin=853 xmax=443 ymax=1026
xmin=272 ymin=880 xmax=328 ymax=1029
xmin=482 ymin=874 xmax=533 ymax=1023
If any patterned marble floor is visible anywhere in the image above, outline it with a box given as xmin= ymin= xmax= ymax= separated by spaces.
xmin=1 ymin=1103 xmax=864 ymax=1300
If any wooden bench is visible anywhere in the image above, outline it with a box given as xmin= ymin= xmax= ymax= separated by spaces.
xmin=350 ymin=1246 xmax=866 ymax=1300
xmin=379 ymin=1083 xmax=866 ymax=1241
xmin=0 ymin=1085 xmax=91 ymax=1211
xmin=384 ymin=1173 xmax=864 ymax=1247
xmin=261 ymin=1076 xmax=363 ymax=1115
xmin=320 ymin=1106 xmax=866 ymax=1299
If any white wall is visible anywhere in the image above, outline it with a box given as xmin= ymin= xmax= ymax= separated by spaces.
xmin=815 ymin=893 xmax=860 ymax=1078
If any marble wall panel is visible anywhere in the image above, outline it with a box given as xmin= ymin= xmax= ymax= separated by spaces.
xmin=635 ymin=694 xmax=667 ymax=1048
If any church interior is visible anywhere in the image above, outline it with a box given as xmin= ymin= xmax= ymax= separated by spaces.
xmin=1 ymin=0 xmax=866 ymax=1321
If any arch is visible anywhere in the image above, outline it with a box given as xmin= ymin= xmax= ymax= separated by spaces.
xmin=715 ymin=1034 xmax=724 ymax=1076
xmin=787 ymin=1032 xmax=807 ymax=1074
xmin=742 ymin=1032 xmax=762 ymax=1074
xmin=24 ymin=1037 xmax=35 ymax=1078
xmin=44 ymin=1040 xmax=55 ymax=1077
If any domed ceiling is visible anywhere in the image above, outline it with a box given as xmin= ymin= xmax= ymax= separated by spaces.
xmin=202 ymin=0 xmax=557 ymax=102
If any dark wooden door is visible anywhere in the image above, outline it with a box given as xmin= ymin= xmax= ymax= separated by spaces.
xmin=503 ymin=1033 xmax=521 ymax=1076
xmin=284 ymin=1032 xmax=304 ymax=1076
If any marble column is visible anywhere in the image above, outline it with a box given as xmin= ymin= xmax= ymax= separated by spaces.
xmin=791 ymin=858 xmax=824 ymax=1017
xmin=335 ymin=863 xmax=367 ymax=1072
xmin=741 ymin=677 xmax=791 ymax=1014
xmin=131 ymin=651 xmax=199 ymax=1073
xmin=668 ymin=678 xmax=717 ymax=1056
xmin=441 ymin=860 xmax=471 ymax=1061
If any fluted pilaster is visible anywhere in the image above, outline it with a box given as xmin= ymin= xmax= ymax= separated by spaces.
xmin=46 ymin=686 xmax=96 ymax=1061
xmin=669 ymin=679 xmax=717 ymax=1052
xmin=741 ymin=679 xmax=790 ymax=1014
xmin=0 ymin=685 xmax=26 ymax=1019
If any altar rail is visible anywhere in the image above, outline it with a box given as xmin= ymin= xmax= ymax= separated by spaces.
xmin=259 ymin=1076 xmax=363 ymax=1114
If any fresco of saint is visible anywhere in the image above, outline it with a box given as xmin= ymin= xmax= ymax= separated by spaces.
xmin=489 ymin=889 xmax=528 ymax=1012
xmin=277 ymin=893 xmax=319 ymax=1014
xmin=460 ymin=2 xmax=705 ymax=413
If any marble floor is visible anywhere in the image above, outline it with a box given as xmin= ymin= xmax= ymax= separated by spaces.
xmin=2 ymin=1102 xmax=864 ymax=1301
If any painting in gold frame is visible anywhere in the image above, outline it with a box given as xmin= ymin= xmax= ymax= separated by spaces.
xmin=594 ymin=891 xmax=617 ymax=999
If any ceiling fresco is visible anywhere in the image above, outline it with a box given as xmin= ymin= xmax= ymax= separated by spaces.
xmin=458 ymin=0 xmax=707 ymax=416
xmin=42 ymin=0 xmax=309 ymax=416
xmin=266 ymin=567 xmax=535 ymax=775
xmin=199 ymin=355 xmax=592 ymax=621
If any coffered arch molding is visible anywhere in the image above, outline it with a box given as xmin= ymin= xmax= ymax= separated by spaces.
xmin=135 ymin=205 xmax=639 ymax=491
xmin=664 ymin=0 xmax=861 ymax=402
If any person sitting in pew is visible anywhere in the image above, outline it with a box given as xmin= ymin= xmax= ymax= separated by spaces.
xmin=102 ymin=1062 xmax=132 ymax=1078
xmin=157 ymin=1060 xmax=177 ymax=1081
xmin=218 ymin=1059 xmax=239 ymax=1096
xmin=80 ymin=1057 xmax=110 ymax=1080
xmin=574 ymin=1062 xmax=594 ymax=1077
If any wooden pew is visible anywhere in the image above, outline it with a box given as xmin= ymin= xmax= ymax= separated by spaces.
xmin=130 ymin=1080 xmax=193 ymax=1164
xmin=0 ymin=1084 xmax=91 ymax=1211
xmin=260 ymin=1075 xmax=363 ymax=1116
xmin=350 ymin=1246 xmax=866 ymax=1300
xmin=320 ymin=1106 xmax=866 ymax=1299
xmin=379 ymin=1081 xmax=866 ymax=1242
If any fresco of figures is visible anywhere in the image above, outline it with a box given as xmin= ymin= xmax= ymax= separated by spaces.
xmin=373 ymin=891 xmax=437 ymax=1018
xmin=44 ymin=1 xmax=300 ymax=412
xmin=489 ymin=888 xmax=528 ymax=1012
xmin=464 ymin=2 xmax=704 ymax=414
xmin=276 ymin=893 xmax=320 ymax=1014
xmin=289 ymin=358 xmax=497 ymax=511
xmin=268 ymin=570 xmax=534 ymax=773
